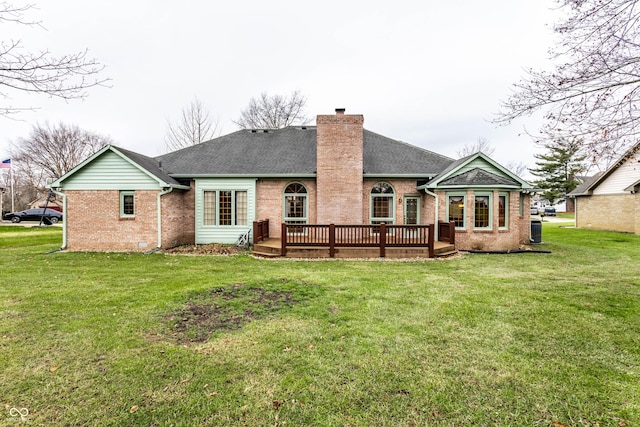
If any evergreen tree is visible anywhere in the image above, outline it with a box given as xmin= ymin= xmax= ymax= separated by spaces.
xmin=530 ymin=139 xmax=586 ymax=205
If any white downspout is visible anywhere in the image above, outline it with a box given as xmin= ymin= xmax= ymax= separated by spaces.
xmin=424 ymin=189 xmax=439 ymax=241
xmin=157 ymin=187 xmax=173 ymax=249
xmin=49 ymin=188 xmax=67 ymax=250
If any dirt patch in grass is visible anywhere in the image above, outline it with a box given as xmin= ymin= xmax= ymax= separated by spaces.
xmin=164 ymin=284 xmax=296 ymax=344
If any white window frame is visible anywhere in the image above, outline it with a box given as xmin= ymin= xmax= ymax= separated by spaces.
xmin=282 ymin=183 xmax=309 ymax=225
xmin=202 ymin=190 xmax=248 ymax=226
xmin=120 ymin=191 xmax=135 ymax=218
xmin=370 ymin=182 xmax=395 ymax=225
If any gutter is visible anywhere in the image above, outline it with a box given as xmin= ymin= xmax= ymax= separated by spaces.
xmin=157 ymin=187 xmax=174 ymax=249
xmin=423 ymin=189 xmax=439 ymax=241
xmin=49 ymin=187 xmax=67 ymax=250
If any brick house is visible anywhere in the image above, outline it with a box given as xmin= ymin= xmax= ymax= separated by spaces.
xmin=49 ymin=109 xmax=534 ymax=253
xmin=569 ymin=141 xmax=640 ymax=235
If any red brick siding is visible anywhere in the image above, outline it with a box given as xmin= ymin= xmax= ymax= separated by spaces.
xmin=444 ymin=190 xmax=530 ymax=251
xmin=65 ymin=187 xmax=195 ymax=251
xmin=362 ymin=179 xmax=434 ymax=224
xmin=66 ymin=190 xmax=158 ymax=251
xmin=316 ymin=113 xmax=364 ymax=224
xmin=161 ymin=183 xmax=195 ymax=248
xmin=256 ymin=179 xmax=317 ymax=238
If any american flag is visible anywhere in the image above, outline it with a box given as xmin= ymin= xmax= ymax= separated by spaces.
xmin=0 ymin=158 xmax=10 ymax=169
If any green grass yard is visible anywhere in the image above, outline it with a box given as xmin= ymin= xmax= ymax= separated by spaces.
xmin=1 ymin=223 xmax=638 ymax=426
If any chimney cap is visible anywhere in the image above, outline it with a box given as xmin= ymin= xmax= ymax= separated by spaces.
xmin=335 ymin=108 xmax=346 ymax=115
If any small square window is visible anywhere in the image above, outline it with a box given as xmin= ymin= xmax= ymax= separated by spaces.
xmin=120 ymin=191 xmax=135 ymax=217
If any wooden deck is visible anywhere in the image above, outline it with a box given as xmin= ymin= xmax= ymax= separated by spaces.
xmin=252 ymin=221 xmax=457 ymax=259
xmin=253 ymin=238 xmax=456 ymax=259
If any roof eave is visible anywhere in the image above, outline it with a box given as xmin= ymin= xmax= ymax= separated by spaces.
xmin=168 ymin=173 xmax=317 ymax=179
xmin=363 ymin=173 xmax=438 ymax=179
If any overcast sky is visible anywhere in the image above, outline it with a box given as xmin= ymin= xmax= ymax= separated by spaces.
xmin=1 ymin=0 xmax=559 ymax=177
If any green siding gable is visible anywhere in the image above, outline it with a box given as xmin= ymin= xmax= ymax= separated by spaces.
xmin=62 ymin=151 xmax=163 ymax=190
xmin=456 ymin=157 xmax=505 ymax=178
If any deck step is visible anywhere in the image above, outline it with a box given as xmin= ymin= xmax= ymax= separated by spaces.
xmin=252 ymin=250 xmax=281 ymax=258
xmin=435 ymin=250 xmax=458 ymax=258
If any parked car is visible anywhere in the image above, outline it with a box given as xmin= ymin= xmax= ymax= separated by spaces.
xmin=542 ymin=207 xmax=556 ymax=216
xmin=530 ymin=206 xmax=539 ymax=215
xmin=3 ymin=208 xmax=63 ymax=224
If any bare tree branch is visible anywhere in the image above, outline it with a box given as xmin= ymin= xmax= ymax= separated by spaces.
xmin=0 ymin=2 xmax=109 ymax=117
xmin=234 ymin=90 xmax=311 ymax=129
xmin=11 ymin=122 xmax=110 ymax=189
xmin=456 ymin=137 xmax=496 ymax=158
xmin=164 ymin=98 xmax=220 ymax=152
xmin=495 ymin=0 xmax=640 ymax=168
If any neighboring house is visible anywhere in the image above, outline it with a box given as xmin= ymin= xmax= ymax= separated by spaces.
xmin=49 ymin=109 xmax=535 ymax=253
xmin=569 ymin=141 xmax=640 ymax=235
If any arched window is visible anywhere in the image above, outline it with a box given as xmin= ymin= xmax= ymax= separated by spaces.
xmin=283 ymin=183 xmax=308 ymax=225
xmin=370 ymin=182 xmax=395 ymax=224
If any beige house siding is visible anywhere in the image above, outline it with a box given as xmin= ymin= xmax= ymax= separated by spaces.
xmin=592 ymin=151 xmax=640 ymax=195
xmin=576 ymin=193 xmax=639 ymax=234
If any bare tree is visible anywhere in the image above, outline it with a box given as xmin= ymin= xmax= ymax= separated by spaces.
xmin=504 ymin=161 xmax=529 ymax=178
xmin=11 ymin=122 xmax=110 ymax=192
xmin=495 ymin=0 xmax=640 ymax=169
xmin=234 ymin=90 xmax=311 ymax=129
xmin=0 ymin=2 xmax=108 ymax=117
xmin=456 ymin=137 xmax=496 ymax=158
xmin=164 ymin=98 xmax=219 ymax=152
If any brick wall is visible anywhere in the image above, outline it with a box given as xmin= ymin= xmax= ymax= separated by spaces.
xmin=66 ymin=190 xmax=158 ymax=251
xmin=438 ymin=190 xmax=530 ymax=251
xmin=65 ymin=187 xmax=195 ymax=251
xmin=161 ymin=183 xmax=195 ymax=248
xmin=316 ymin=110 xmax=364 ymax=224
xmin=256 ymin=179 xmax=317 ymax=238
xmin=576 ymin=193 xmax=639 ymax=234
xmin=362 ymin=179 xmax=434 ymax=224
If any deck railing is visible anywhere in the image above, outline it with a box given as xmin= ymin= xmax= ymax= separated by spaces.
xmin=281 ymin=223 xmax=435 ymax=258
xmin=253 ymin=219 xmax=270 ymax=244
xmin=437 ymin=221 xmax=456 ymax=245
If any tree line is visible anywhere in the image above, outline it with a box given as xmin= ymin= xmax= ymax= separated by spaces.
xmin=4 ymin=0 xmax=638 ymax=213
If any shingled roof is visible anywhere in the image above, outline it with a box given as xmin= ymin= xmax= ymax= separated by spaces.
xmin=155 ymin=126 xmax=454 ymax=177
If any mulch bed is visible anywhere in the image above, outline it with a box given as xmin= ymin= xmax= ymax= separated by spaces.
xmin=163 ymin=244 xmax=248 ymax=255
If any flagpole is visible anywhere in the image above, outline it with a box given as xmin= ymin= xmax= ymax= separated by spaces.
xmin=10 ymin=165 xmax=14 ymax=213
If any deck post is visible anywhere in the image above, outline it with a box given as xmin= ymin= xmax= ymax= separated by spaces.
xmin=449 ymin=221 xmax=456 ymax=245
xmin=252 ymin=221 xmax=258 ymax=245
xmin=329 ymin=224 xmax=335 ymax=258
xmin=380 ymin=223 xmax=386 ymax=257
xmin=281 ymin=223 xmax=287 ymax=257
xmin=428 ymin=223 xmax=435 ymax=258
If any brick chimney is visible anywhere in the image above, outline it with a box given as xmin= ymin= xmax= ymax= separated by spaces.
xmin=316 ymin=108 xmax=364 ymax=224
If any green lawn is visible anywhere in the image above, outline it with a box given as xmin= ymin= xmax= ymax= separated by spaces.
xmin=1 ymin=223 xmax=638 ymax=426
